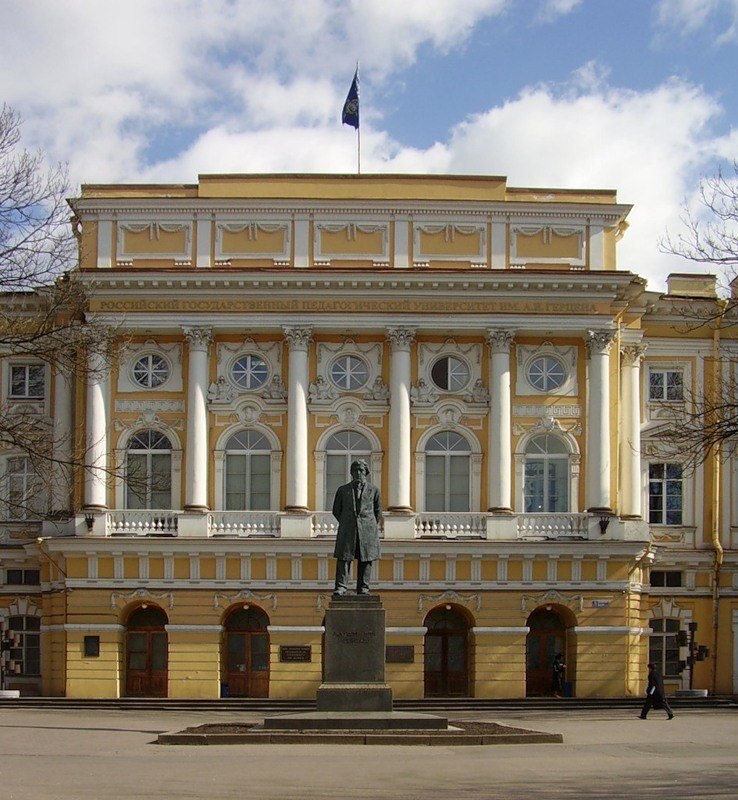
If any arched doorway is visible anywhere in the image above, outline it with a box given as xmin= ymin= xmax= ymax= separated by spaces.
xmin=526 ymin=607 xmax=568 ymax=696
xmin=223 ymin=606 xmax=270 ymax=697
xmin=125 ymin=605 xmax=168 ymax=697
xmin=424 ymin=606 xmax=471 ymax=697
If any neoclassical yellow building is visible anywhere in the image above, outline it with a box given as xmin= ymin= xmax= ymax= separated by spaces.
xmin=1 ymin=173 xmax=735 ymax=700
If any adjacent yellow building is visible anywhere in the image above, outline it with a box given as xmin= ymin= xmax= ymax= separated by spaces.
xmin=1 ymin=173 xmax=734 ymax=700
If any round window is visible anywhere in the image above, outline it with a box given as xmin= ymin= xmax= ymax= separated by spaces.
xmin=330 ymin=355 xmax=370 ymax=390
xmin=132 ymin=353 xmax=170 ymax=389
xmin=430 ymin=355 xmax=470 ymax=392
xmin=231 ymin=354 xmax=269 ymax=390
xmin=527 ymin=356 xmax=566 ymax=392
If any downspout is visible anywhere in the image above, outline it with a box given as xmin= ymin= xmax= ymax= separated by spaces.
xmin=710 ymin=300 xmax=727 ymax=694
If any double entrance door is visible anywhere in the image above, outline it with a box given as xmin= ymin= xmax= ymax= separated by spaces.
xmin=424 ymin=606 xmax=470 ymax=697
xmin=126 ymin=606 xmax=168 ymax=697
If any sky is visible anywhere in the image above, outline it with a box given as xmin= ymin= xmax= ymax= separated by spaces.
xmin=1 ymin=0 xmax=736 ymax=292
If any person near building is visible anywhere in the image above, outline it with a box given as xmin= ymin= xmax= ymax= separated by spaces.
xmin=552 ymin=653 xmax=566 ymax=697
xmin=639 ymin=662 xmax=675 ymax=719
xmin=332 ymin=459 xmax=382 ymax=596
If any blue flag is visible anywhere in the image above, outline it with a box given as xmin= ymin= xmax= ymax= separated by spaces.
xmin=342 ymin=68 xmax=359 ymax=129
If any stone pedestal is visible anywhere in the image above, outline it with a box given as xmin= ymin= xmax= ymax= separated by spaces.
xmin=263 ymin=593 xmax=447 ymax=731
xmin=317 ymin=594 xmax=392 ymax=712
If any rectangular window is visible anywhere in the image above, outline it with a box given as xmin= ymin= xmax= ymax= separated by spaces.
xmin=649 ymin=618 xmax=681 ymax=677
xmin=5 ymin=569 xmax=40 ymax=585
xmin=649 ymin=463 xmax=683 ymax=525
xmin=6 ymin=456 xmax=44 ymax=520
xmin=9 ymin=364 xmax=45 ymax=399
xmin=650 ymin=570 xmax=683 ymax=587
xmin=648 ymin=368 xmax=683 ymax=401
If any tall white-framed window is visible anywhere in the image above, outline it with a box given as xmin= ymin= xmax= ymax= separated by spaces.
xmin=9 ymin=364 xmax=45 ymax=399
xmin=4 ymin=456 xmax=44 ymax=520
xmin=648 ymin=463 xmax=683 ymax=525
xmin=125 ymin=429 xmax=173 ymax=509
xmin=424 ymin=430 xmax=471 ymax=512
xmin=649 ymin=618 xmax=681 ymax=678
xmin=523 ymin=434 xmax=569 ymax=513
xmin=224 ymin=430 xmax=272 ymax=510
xmin=324 ymin=430 xmax=372 ymax=508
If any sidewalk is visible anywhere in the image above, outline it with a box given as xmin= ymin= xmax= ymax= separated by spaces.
xmin=0 ymin=705 xmax=736 ymax=799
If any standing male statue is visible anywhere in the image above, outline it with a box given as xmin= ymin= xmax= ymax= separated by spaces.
xmin=332 ymin=459 xmax=382 ymax=596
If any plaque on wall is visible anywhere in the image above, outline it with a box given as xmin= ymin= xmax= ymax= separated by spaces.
xmin=279 ymin=645 xmax=312 ymax=663
xmin=385 ymin=645 xmax=414 ymax=663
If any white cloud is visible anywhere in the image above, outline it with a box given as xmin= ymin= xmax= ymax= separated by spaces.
xmin=536 ymin=0 xmax=584 ymax=23
xmin=655 ymin=0 xmax=738 ymax=42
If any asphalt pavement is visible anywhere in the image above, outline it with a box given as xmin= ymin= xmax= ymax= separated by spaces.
xmin=0 ymin=704 xmax=736 ymax=799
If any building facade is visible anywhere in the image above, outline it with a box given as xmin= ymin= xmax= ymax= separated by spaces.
xmin=1 ymin=173 xmax=736 ymax=699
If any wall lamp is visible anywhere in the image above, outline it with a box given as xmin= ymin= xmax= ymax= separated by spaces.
xmin=598 ymin=514 xmax=612 ymax=535
xmin=84 ymin=512 xmax=95 ymax=532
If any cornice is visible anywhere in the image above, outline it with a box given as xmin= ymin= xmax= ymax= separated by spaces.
xmin=71 ymin=197 xmax=631 ymax=225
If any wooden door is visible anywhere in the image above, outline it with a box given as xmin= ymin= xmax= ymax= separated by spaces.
xmin=223 ymin=607 xmax=270 ymax=698
xmin=125 ymin=606 xmax=168 ymax=697
xmin=424 ymin=607 xmax=469 ymax=697
xmin=526 ymin=609 xmax=565 ymax=696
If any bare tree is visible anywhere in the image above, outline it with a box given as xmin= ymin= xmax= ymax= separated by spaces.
xmin=656 ymin=161 xmax=738 ymax=469
xmin=0 ymin=104 xmax=117 ymax=520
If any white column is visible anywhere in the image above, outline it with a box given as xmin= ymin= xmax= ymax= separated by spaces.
xmin=183 ymin=327 xmax=212 ymax=511
xmin=283 ymin=326 xmax=312 ymax=511
xmin=84 ymin=350 xmax=109 ymax=510
xmin=487 ymin=329 xmax=515 ymax=512
xmin=585 ymin=329 xmax=616 ymax=512
xmin=51 ymin=363 xmax=74 ymax=515
xmin=620 ymin=343 xmax=646 ymax=518
xmin=386 ymin=327 xmax=415 ymax=512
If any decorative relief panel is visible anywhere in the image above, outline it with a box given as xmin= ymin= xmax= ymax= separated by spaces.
xmin=215 ymin=221 xmax=290 ymax=265
xmin=117 ymin=221 xmax=193 ymax=265
xmin=413 ymin=223 xmax=486 ymax=267
xmin=117 ymin=340 xmax=183 ymax=393
xmin=213 ymin=338 xmax=284 ymax=403
xmin=314 ymin=222 xmax=389 ymax=266
xmin=515 ymin=342 xmax=578 ymax=397
xmin=510 ymin=225 xmax=585 ymax=266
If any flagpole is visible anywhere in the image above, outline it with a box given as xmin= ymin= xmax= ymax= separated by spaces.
xmin=356 ymin=61 xmax=361 ymax=175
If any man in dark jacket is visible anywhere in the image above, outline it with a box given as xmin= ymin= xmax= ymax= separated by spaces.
xmin=332 ymin=459 xmax=382 ymax=596
xmin=639 ymin=662 xmax=675 ymax=719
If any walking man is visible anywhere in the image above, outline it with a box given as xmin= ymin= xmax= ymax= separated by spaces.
xmin=639 ymin=662 xmax=675 ymax=719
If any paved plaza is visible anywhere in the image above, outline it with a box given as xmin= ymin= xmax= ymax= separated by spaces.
xmin=0 ymin=705 xmax=736 ymax=799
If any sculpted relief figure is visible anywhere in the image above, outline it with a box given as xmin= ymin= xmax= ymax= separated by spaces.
xmin=332 ymin=459 xmax=382 ymax=596
xmin=309 ymin=375 xmax=339 ymax=403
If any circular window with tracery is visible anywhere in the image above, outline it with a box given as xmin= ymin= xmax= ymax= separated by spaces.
xmin=132 ymin=353 xmax=170 ymax=389
xmin=526 ymin=355 xmax=566 ymax=392
xmin=330 ymin=355 xmax=370 ymax=390
xmin=430 ymin=355 xmax=470 ymax=392
xmin=230 ymin=354 xmax=269 ymax=390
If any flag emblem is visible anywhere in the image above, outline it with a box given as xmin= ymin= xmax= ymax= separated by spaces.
xmin=342 ymin=69 xmax=359 ymax=129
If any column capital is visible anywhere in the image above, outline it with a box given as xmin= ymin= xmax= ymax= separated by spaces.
xmin=386 ymin=326 xmax=416 ymax=350
xmin=620 ymin=343 xmax=647 ymax=366
xmin=486 ymin=329 xmax=515 ymax=353
xmin=283 ymin=326 xmax=313 ymax=350
xmin=182 ymin=326 xmax=213 ymax=350
xmin=585 ymin=329 xmax=616 ymax=356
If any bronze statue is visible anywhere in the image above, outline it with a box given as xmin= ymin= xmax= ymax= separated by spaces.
xmin=332 ymin=459 xmax=382 ymax=595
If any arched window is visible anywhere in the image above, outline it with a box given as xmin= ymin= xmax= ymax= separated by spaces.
xmin=125 ymin=430 xmax=172 ymax=509
xmin=524 ymin=434 xmax=569 ymax=513
xmin=425 ymin=431 xmax=471 ymax=512
xmin=324 ymin=430 xmax=371 ymax=508
xmin=225 ymin=430 xmax=271 ymax=510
